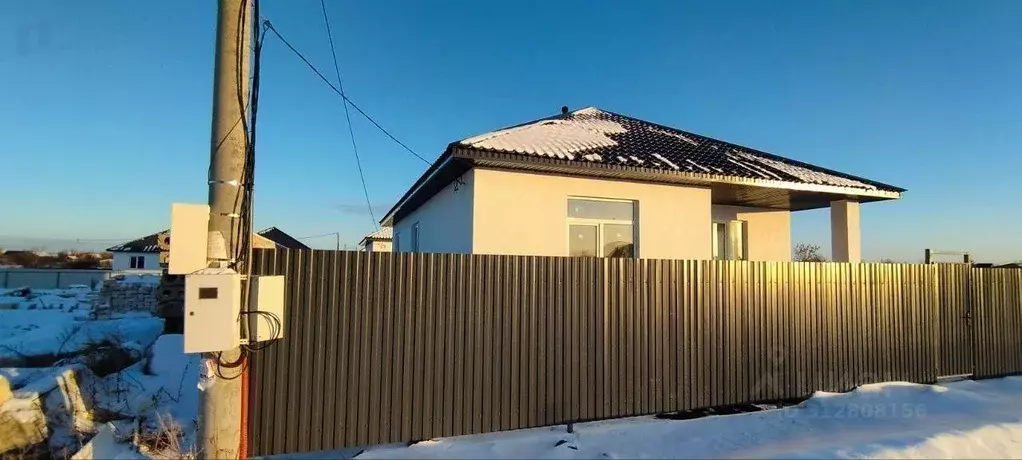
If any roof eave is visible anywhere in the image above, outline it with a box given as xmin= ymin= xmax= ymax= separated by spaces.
xmin=454 ymin=147 xmax=903 ymax=201
xmin=380 ymin=149 xmax=459 ymax=226
xmin=382 ymin=145 xmax=903 ymax=226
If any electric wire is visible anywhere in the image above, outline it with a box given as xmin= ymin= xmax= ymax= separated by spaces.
xmin=319 ymin=0 xmax=378 ymax=229
xmin=262 ymin=20 xmax=432 ymax=165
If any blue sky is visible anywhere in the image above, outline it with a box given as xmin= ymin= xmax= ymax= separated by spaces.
xmin=2 ymin=1 xmax=1020 ymax=262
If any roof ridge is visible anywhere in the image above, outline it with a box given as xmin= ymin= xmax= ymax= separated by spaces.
xmin=459 ymin=106 xmax=608 ymax=147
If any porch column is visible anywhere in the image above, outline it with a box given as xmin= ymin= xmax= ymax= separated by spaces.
xmin=830 ymin=200 xmax=861 ymax=262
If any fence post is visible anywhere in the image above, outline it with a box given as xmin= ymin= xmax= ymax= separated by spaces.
xmin=931 ymin=264 xmax=941 ymax=380
xmin=55 ymin=271 xmax=62 ymax=289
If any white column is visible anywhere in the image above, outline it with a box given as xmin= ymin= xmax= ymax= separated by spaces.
xmin=830 ymin=200 xmax=861 ymax=262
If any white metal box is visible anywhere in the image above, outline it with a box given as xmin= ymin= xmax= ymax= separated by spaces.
xmin=184 ymin=269 xmax=241 ymax=353
xmin=249 ymin=275 xmax=285 ymax=342
xmin=169 ymin=203 xmax=210 ymax=275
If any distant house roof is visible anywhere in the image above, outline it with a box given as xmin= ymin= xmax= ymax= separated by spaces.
xmin=359 ymin=227 xmax=392 ymax=247
xmin=256 ymin=227 xmax=310 ymax=250
xmin=381 ymin=107 xmax=905 ymax=225
xmin=108 ymin=227 xmax=308 ymax=253
xmin=107 ymin=231 xmax=165 ymax=253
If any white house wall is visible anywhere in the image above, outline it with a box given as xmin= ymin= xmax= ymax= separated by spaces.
xmin=393 ymin=169 xmax=474 ymax=254
xmin=111 ymin=252 xmax=162 ymax=271
xmin=712 ymin=205 xmax=792 ymax=261
xmin=471 ymin=168 xmax=712 ymax=259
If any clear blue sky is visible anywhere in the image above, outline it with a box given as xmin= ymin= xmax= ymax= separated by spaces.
xmin=2 ymin=1 xmax=1020 ymax=262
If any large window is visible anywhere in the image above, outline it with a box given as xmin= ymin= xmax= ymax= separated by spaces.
xmin=712 ymin=221 xmax=747 ymax=260
xmin=567 ymin=198 xmax=636 ymax=258
xmin=129 ymin=255 xmax=146 ymax=269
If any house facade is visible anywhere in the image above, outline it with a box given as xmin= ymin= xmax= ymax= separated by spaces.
xmin=383 ymin=107 xmax=903 ymax=262
xmin=359 ymin=227 xmax=393 ymax=252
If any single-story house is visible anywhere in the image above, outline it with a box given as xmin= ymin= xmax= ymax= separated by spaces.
xmin=359 ymin=227 xmax=393 ymax=252
xmin=380 ymin=107 xmax=904 ymax=262
xmin=107 ymin=226 xmax=309 ymax=271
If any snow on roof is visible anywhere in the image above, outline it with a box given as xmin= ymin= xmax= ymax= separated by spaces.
xmin=455 ymin=107 xmax=901 ymax=193
xmin=361 ymin=227 xmax=393 ymax=242
xmin=459 ymin=107 xmax=627 ymax=160
xmin=732 ymin=150 xmax=876 ymax=190
xmin=107 ymin=231 xmax=165 ymax=253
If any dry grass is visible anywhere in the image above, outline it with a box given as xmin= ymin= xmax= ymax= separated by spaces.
xmin=135 ymin=413 xmax=195 ymax=459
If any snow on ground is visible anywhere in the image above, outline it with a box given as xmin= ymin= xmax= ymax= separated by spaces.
xmin=91 ymin=334 xmax=200 ymax=427
xmin=0 ymin=286 xmax=163 ymax=365
xmin=0 ymin=309 xmax=84 ymax=343
xmin=0 ymin=284 xmax=200 ymax=458
xmin=114 ymin=275 xmax=162 ymax=286
xmin=0 ymin=315 xmax=164 ymax=364
xmin=343 ymin=377 xmax=1022 ymax=460
xmin=0 ymin=287 xmax=93 ymax=343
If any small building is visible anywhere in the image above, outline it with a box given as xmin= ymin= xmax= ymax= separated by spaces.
xmin=359 ymin=227 xmax=393 ymax=252
xmin=380 ymin=107 xmax=904 ymax=262
xmin=107 ymin=227 xmax=308 ymax=271
xmin=256 ymin=227 xmax=312 ymax=251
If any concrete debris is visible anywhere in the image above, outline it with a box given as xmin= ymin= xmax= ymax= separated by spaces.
xmin=93 ymin=278 xmax=159 ymax=318
xmin=0 ymin=391 xmax=48 ymax=454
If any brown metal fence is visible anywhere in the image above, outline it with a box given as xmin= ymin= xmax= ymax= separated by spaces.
xmin=972 ymin=268 xmax=1022 ymax=378
xmin=248 ymin=250 xmax=1022 ymax=456
xmin=935 ymin=264 xmax=973 ymax=377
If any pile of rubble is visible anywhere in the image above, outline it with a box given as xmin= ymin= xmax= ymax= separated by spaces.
xmin=0 ymin=283 xmax=197 ymax=459
xmin=93 ymin=275 xmax=160 ymax=318
xmin=0 ymin=339 xmax=195 ymax=459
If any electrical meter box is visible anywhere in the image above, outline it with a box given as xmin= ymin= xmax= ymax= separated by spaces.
xmin=169 ymin=203 xmax=210 ymax=275
xmin=249 ymin=275 xmax=286 ymax=342
xmin=184 ymin=269 xmax=241 ymax=353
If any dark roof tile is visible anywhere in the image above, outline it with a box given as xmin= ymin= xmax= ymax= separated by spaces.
xmin=457 ymin=107 xmax=903 ymax=193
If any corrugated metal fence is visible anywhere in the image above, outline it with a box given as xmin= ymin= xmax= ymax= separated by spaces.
xmin=248 ymin=250 xmax=1022 ymax=456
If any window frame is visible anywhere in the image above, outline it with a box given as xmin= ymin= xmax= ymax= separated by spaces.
xmin=411 ymin=222 xmax=420 ymax=253
xmin=129 ymin=255 xmax=145 ymax=269
xmin=565 ymin=197 xmax=638 ymax=258
xmin=711 ymin=220 xmax=747 ymax=261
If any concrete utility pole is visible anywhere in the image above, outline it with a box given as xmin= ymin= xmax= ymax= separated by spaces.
xmin=201 ymin=0 xmax=251 ymax=457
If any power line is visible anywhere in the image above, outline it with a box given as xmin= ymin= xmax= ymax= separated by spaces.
xmin=296 ymin=231 xmax=341 ymax=251
xmin=261 ymin=20 xmax=433 ymax=165
xmin=295 ymin=232 xmax=340 ymax=239
xmin=319 ymin=0 xmax=378 ymax=229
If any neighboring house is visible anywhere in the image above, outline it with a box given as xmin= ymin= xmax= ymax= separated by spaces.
xmin=107 ymin=227 xmax=308 ymax=271
xmin=359 ymin=227 xmax=393 ymax=252
xmin=381 ymin=107 xmax=904 ymax=262
xmin=256 ymin=227 xmax=311 ymax=250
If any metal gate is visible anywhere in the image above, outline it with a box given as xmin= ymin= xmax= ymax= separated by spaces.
xmin=935 ymin=263 xmax=974 ymax=377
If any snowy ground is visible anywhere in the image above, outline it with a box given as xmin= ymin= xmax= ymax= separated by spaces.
xmin=0 ymin=284 xmax=199 ymax=458
xmin=337 ymin=378 xmax=1022 ymax=460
